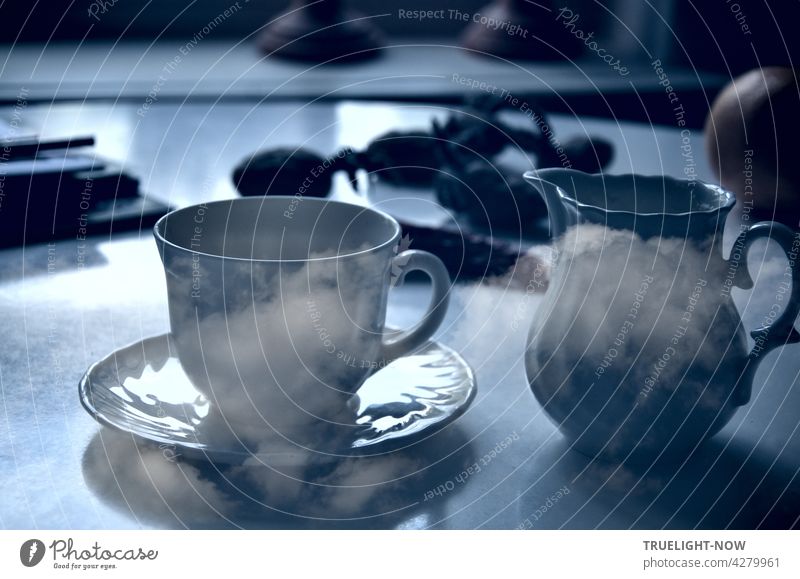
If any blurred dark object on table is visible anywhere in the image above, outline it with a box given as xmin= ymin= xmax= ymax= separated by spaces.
xmin=0 ymin=134 xmax=170 ymax=247
xmin=1 ymin=135 xmax=95 ymax=160
xmin=257 ymin=0 xmax=384 ymax=63
xmin=234 ymin=94 xmax=613 ymax=226
xmin=433 ymin=94 xmax=612 ymax=233
xmin=233 ymin=94 xmax=612 ymax=280
xmin=233 ymin=147 xmax=339 ymax=198
xmin=461 ymin=0 xmax=580 ymax=61
xmin=705 ymin=67 xmax=800 ymax=226
xmin=398 ymin=220 xmax=527 ymax=281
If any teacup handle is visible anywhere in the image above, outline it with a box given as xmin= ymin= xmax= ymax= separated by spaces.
xmin=729 ymin=221 xmax=800 ymax=405
xmin=382 ymin=250 xmax=451 ymax=360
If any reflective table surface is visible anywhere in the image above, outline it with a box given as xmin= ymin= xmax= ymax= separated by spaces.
xmin=1 ymin=101 xmax=798 ymax=529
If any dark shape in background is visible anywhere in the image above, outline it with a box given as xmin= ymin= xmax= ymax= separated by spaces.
xmin=0 ymin=0 xmax=797 ymax=76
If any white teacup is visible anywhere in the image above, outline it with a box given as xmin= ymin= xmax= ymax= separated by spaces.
xmin=154 ymin=197 xmax=450 ymax=448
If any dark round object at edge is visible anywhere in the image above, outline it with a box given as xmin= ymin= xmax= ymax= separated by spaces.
xmin=706 ymin=67 xmax=800 ymax=225
xmin=562 ymin=136 xmax=615 ymax=174
xmin=233 ymin=148 xmax=332 ymax=198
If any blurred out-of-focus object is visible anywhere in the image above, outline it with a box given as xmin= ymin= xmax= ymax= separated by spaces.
xmin=461 ymin=0 xmax=579 ymax=60
xmin=257 ymin=0 xmax=384 ymax=63
xmin=232 ymin=95 xmax=613 ymax=281
xmin=233 ymin=94 xmax=614 ymax=236
xmin=705 ymin=67 xmax=800 ymax=225
xmin=0 ymin=133 xmax=169 ymax=247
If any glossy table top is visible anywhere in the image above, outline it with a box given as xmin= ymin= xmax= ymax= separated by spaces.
xmin=1 ymin=100 xmax=798 ymax=529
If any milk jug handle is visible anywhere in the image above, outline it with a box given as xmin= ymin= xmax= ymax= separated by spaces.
xmin=729 ymin=221 xmax=800 ymax=405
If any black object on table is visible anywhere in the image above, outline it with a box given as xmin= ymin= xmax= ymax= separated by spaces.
xmin=0 ymin=136 xmax=171 ymax=247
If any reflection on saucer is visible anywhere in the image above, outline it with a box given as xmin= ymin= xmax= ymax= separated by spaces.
xmin=79 ymin=333 xmax=476 ymax=464
xmin=81 ymin=422 xmax=476 ymax=528
xmin=353 ymin=351 xmax=477 ymax=447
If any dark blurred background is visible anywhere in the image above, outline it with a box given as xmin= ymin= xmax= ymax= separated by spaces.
xmin=1 ymin=0 xmax=798 ymax=75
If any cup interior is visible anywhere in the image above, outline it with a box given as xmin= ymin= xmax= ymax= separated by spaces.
xmin=155 ymin=197 xmax=400 ymax=260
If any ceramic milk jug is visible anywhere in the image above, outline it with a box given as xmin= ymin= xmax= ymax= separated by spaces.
xmin=524 ymin=169 xmax=800 ymax=463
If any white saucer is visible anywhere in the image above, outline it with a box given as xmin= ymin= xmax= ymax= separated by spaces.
xmin=79 ymin=333 xmax=476 ymax=464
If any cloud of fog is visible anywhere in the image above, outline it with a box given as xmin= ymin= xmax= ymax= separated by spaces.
xmin=84 ymin=430 xmax=235 ymax=527
xmin=231 ymin=451 xmax=424 ymax=519
xmin=83 ymin=239 xmax=474 ymax=524
xmin=84 ymin=425 xmax=462 ymax=525
xmin=184 ymin=245 xmax=434 ymax=518
xmin=526 ymin=223 xmax=754 ymax=460
xmin=166 ymin=246 xmax=391 ymax=453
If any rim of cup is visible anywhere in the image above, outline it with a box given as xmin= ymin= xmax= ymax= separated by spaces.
xmin=153 ymin=196 xmax=402 ymax=263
